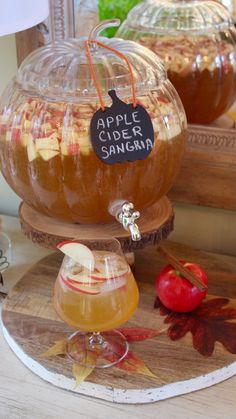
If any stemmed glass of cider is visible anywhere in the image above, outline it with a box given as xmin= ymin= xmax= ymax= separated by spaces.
xmin=54 ymin=238 xmax=139 ymax=368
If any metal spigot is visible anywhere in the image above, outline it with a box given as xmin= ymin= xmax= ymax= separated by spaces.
xmin=109 ymin=201 xmax=141 ymax=241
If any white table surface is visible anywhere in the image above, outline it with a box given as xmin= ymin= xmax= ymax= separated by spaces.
xmin=0 ymin=214 xmax=236 ymax=419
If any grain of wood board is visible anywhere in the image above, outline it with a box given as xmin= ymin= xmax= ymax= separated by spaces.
xmin=2 ymin=242 xmax=236 ymax=404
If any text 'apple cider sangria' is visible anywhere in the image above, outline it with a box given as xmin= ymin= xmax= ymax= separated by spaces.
xmin=0 ymin=31 xmax=187 ymax=224
xmin=54 ymin=239 xmax=139 ymax=368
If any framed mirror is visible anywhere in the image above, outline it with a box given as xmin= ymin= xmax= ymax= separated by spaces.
xmin=15 ymin=0 xmax=236 ymax=212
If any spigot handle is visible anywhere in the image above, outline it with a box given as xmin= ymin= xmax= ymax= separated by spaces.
xmin=109 ymin=200 xmax=141 ymax=242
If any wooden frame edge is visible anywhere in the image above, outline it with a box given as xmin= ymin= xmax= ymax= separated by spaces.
xmin=169 ymin=125 xmax=236 ymax=210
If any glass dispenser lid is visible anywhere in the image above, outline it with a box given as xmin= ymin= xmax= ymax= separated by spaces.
xmin=119 ymin=0 xmax=235 ymax=34
xmin=16 ymin=20 xmax=166 ymax=102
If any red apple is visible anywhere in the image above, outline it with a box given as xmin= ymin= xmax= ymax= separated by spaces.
xmin=156 ymin=261 xmax=208 ymax=313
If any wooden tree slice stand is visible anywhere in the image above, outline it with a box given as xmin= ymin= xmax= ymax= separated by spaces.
xmin=19 ymin=196 xmax=174 ymax=252
xmin=2 ymin=242 xmax=236 ymax=404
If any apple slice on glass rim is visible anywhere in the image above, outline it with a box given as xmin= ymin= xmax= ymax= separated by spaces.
xmin=57 ymin=241 xmax=95 ymax=271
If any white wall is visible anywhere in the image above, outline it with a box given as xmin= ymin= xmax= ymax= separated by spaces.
xmin=0 ymin=35 xmax=21 ymax=215
xmin=0 ymin=35 xmax=236 ymax=256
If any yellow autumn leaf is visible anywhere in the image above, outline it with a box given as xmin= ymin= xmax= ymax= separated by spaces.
xmin=72 ymin=362 xmax=94 ymax=387
xmin=132 ymin=361 xmax=157 ymax=379
xmin=72 ymin=349 xmax=98 ymax=387
xmin=41 ymin=339 xmax=66 ymax=358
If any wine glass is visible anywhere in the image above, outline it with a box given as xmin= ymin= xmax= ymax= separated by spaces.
xmin=54 ymin=238 xmax=139 ymax=368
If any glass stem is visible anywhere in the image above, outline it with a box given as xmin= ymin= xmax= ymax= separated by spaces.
xmin=88 ymin=332 xmax=105 ymax=349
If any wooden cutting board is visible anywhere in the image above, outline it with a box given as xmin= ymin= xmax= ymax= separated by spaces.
xmin=1 ymin=242 xmax=236 ymax=404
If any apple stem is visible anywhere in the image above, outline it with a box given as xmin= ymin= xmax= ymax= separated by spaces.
xmin=157 ymin=246 xmax=207 ymax=291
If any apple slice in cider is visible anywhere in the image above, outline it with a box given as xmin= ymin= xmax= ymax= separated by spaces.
xmin=66 ymin=273 xmax=104 ymax=285
xmin=57 ymin=241 xmax=95 ymax=271
xmin=60 ymin=274 xmax=101 ymax=295
xmin=90 ymin=251 xmax=129 ymax=280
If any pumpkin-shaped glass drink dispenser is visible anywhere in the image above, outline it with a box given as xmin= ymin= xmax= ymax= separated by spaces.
xmin=118 ymin=0 xmax=236 ymax=124
xmin=0 ymin=21 xmax=187 ymax=224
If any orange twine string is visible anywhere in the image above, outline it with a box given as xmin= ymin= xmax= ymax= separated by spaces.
xmin=85 ymin=40 xmax=137 ymax=112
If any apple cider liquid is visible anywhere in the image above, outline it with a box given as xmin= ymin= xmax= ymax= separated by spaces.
xmin=0 ymin=91 xmax=187 ymax=223
xmin=139 ymin=36 xmax=236 ymax=124
xmin=54 ymin=251 xmax=139 ymax=331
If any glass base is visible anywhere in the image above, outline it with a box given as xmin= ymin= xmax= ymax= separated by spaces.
xmin=66 ymin=330 xmax=129 ymax=369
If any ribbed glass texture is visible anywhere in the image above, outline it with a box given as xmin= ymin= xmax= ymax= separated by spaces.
xmin=0 ymin=37 xmax=187 ymax=223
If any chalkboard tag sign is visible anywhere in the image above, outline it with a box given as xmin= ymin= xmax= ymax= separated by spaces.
xmin=90 ymin=90 xmax=154 ymax=165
